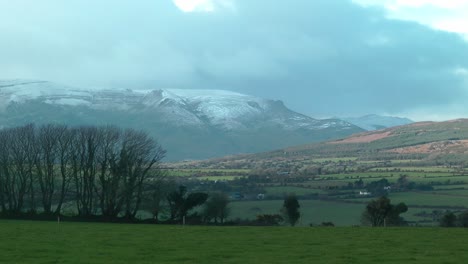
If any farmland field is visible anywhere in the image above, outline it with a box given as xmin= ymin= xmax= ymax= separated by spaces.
xmin=1 ymin=220 xmax=468 ymax=263
xmin=167 ymin=156 xmax=468 ymax=226
xmin=230 ymin=200 xmax=365 ymax=226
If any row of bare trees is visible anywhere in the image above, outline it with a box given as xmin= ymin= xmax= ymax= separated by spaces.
xmin=0 ymin=124 xmax=166 ymax=220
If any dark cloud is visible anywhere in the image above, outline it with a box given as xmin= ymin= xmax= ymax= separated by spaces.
xmin=0 ymin=0 xmax=467 ymax=119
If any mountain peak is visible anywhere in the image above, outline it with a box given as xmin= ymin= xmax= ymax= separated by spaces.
xmin=0 ymin=80 xmax=363 ymax=160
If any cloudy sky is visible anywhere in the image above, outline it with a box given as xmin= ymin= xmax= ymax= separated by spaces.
xmin=1 ymin=0 xmax=468 ymax=121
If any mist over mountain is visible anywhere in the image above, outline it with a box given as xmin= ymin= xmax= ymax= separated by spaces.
xmin=0 ymin=80 xmax=363 ymax=160
xmin=341 ymin=114 xmax=414 ymax=131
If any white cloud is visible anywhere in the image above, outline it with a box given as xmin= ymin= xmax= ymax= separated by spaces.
xmin=1 ymin=0 xmax=468 ymax=120
xmin=173 ymin=0 xmax=214 ymax=12
xmin=172 ymin=0 xmax=235 ymax=13
xmin=352 ymin=0 xmax=468 ymax=39
xmin=393 ymin=0 xmax=466 ymax=9
xmin=455 ymin=67 xmax=468 ymax=76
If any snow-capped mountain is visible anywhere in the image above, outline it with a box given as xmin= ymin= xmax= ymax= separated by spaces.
xmin=342 ymin=114 xmax=413 ymax=131
xmin=0 ymin=80 xmax=363 ymax=160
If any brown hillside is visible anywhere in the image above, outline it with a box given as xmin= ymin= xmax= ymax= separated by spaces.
xmin=330 ymin=131 xmax=392 ymax=144
xmin=388 ymin=140 xmax=468 ymax=154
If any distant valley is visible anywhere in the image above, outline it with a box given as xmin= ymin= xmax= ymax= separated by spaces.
xmin=169 ymin=119 xmax=468 ymax=227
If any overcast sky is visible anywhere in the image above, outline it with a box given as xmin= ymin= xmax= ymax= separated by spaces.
xmin=1 ymin=0 xmax=468 ymax=121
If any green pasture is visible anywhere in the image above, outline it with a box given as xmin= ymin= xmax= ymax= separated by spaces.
xmin=431 ymin=189 xmax=468 ymax=196
xmin=434 ymin=184 xmax=468 ymax=190
xmin=369 ymin=166 xmax=455 ymax=173
xmin=2 ymin=220 xmax=468 ymax=263
xmin=312 ymin=157 xmax=358 ymax=163
xmin=229 ymin=200 xmax=365 ymax=226
xmin=166 ymin=169 xmax=250 ymax=176
xmin=412 ymin=175 xmax=468 ymax=183
xmin=350 ymin=191 xmax=468 ymax=208
xmin=199 ymin=176 xmax=244 ymax=181
xmin=400 ymin=207 xmax=440 ymax=224
xmin=387 ymin=159 xmax=423 ymax=164
xmin=302 ymin=180 xmax=353 ymax=189
xmin=322 ymin=172 xmax=465 ymax=184
xmin=323 ymin=172 xmax=400 ymax=180
xmin=264 ymin=186 xmax=326 ymax=196
xmin=390 ymin=192 xmax=468 ymax=208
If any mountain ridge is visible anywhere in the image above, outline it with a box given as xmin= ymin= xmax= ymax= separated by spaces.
xmin=341 ymin=114 xmax=413 ymax=131
xmin=0 ymin=80 xmax=363 ymax=160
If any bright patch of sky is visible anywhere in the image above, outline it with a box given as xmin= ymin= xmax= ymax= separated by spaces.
xmin=352 ymin=0 xmax=468 ymax=39
xmin=173 ymin=0 xmax=214 ymax=12
xmin=172 ymin=0 xmax=235 ymax=13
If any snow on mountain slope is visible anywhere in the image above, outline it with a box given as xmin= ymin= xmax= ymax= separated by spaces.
xmin=0 ymin=80 xmax=367 ymax=160
xmin=0 ymin=80 xmax=92 ymax=110
xmin=0 ymin=80 xmax=359 ymax=132
xmin=139 ymin=89 xmax=265 ymax=129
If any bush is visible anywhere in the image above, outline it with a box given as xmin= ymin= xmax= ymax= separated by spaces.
xmin=440 ymin=212 xmax=457 ymax=227
xmin=320 ymin=222 xmax=335 ymax=227
xmin=256 ymin=214 xmax=284 ymax=226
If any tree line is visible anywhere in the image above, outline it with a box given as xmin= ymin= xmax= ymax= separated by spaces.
xmin=0 ymin=124 xmax=165 ymax=220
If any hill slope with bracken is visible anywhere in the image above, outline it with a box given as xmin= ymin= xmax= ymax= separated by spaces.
xmin=275 ymin=119 xmax=468 ymax=158
xmin=187 ymin=119 xmax=468 ymax=167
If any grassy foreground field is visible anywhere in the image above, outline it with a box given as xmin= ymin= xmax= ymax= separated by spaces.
xmin=2 ymin=220 xmax=468 ymax=263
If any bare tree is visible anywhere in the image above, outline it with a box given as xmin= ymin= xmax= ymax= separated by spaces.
xmin=116 ymin=129 xmax=166 ymax=219
xmin=95 ymin=126 xmax=122 ymax=219
xmin=54 ymin=126 xmax=75 ymax=215
xmin=0 ymin=125 xmax=36 ymax=215
xmin=0 ymin=123 xmax=166 ymax=220
xmin=48 ymin=125 xmax=74 ymax=215
xmin=146 ymin=175 xmax=172 ymax=222
xmin=12 ymin=125 xmax=34 ymax=214
xmin=0 ymin=128 xmax=13 ymax=214
xmin=71 ymin=126 xmax=101 ymax=217
xmin=24 ymin=125 xmax=38 ymax=214
xmin=34 ymin=124 xmax=66 ymax=214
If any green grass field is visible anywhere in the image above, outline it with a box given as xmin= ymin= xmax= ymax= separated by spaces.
xmin=264 ymin=186 xmax=326 ymax=196
xmin=199 ymin=176 xmax=243 ymax=181
xmin=368 ymin=166 xmax=455 ymax=173
xmin=388 ymin=192 xmax=468 ymax=207
xmin=349 ymin=191 xmax=468 ymax=210
xmin=166 ymin=169 xmax=250 ymax=177
xmin=1 ymin=220 xmax=468 ymax=263
xmin=230 ymin=200 xmax=365 ymax=226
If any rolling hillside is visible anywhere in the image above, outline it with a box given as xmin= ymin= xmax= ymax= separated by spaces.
xmin=169 ymin=119 xmax=468 ymax=227
xmin=271 ymin=119 xmax=468 ymax=156
xmin=184 ymin=119 xmax=468 ymax=167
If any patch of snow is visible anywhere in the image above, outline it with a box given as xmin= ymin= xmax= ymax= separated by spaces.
xmin=45 ymin=98 xmax=91 ymax=106
xmin=0 ymin=80 xmax=357 ymax=132
xmin=167 ymin=89 xmax=248 ymax=98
